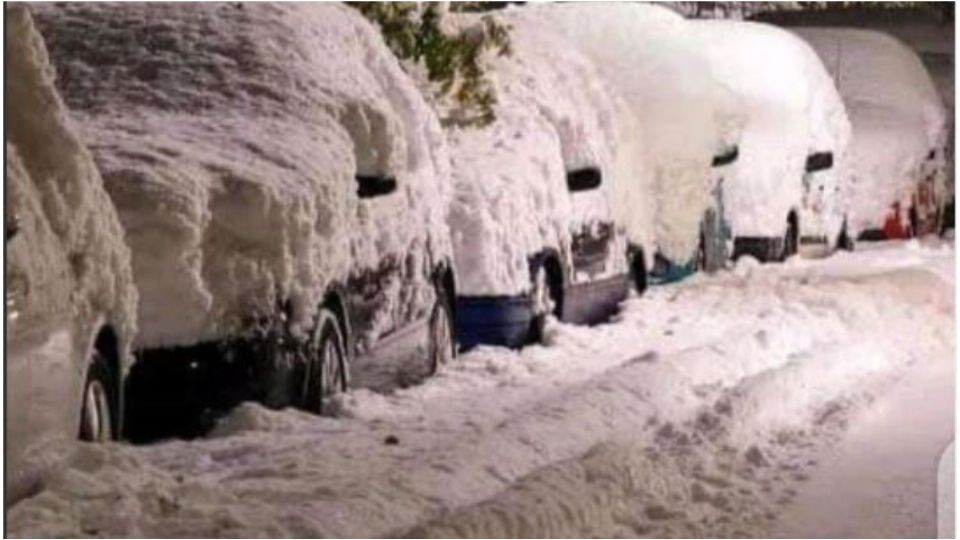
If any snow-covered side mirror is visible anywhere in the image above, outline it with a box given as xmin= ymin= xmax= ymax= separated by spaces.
xmin=356 ymin=175 xmax=397 ymax=199
xmin=566 ymin=168 xmax=601 ymax=192
xmin=711 ymin=145 xmax=739 ymax=168
xmin=805 ymin=152 xmax=833 ymax=173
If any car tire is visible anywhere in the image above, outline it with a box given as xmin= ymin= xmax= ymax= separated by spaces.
xmin=782 ymin=215 xmax=799 ymax=260
xmin=78 ymin=351 xmax=116 ymax=442
xmin=529 ymin=264 xmax=561 ymax=343
xmin=304 ymin=308 xmax=347 ymax=415
xmin=631 ymin=250 xmax=648 ymax=294
xmin=428 ymin=290 xmax=456 ymax=375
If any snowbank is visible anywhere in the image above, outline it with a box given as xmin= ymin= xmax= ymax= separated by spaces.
xmin=444 ymin=12 xmax=628 ymax=295
xmin=792 ymin=28 xmax=948 ymax=235
xmin=509 ymin=2 xmax=742 ymax=265
xmin=6 ymin=5 xmax=137 ymax=351
xmin=693 ymin=20 xmax=851 ymax=240
xmin=32 ymin=3 xmax=451 ymax=348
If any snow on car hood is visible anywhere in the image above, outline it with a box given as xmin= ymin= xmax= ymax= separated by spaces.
xmin=694 ymin=20 xmax=851 ymax=239
xmin=509 ymin=2 xmax=739 ymax=266
xmin=445 ymin=12 xmax=628 ymax=296
xmin=793 ymin=27 xmax=948 ymax=234
xmin=5 ymin=7 xmax=137 ymax=362
xmin=31 ymin=3 xmax=451 ymax=348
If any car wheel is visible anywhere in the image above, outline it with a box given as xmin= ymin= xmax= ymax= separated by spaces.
xmin=428 ymin=291 xmax=455 ymax=374
xmin=78 ymin=352 xmax=115 ymax=442
xmin=782 ymin=214 xmax=799 ymax=260
xmin=304 ymin=309 xmax=347 ymax=414
xmin=529 ymin=264 xmax=560 ymax=343
xmin=631 ymin=250 xmax=648 ymax=294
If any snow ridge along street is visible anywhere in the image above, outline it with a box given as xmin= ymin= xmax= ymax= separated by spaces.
xmin=7 ymin=240 xmax=954 ymax=538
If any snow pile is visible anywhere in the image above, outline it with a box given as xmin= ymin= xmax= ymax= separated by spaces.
xmin=792 ymin=28 xmax=948 ymax=235
xmin=7 ymin=241 xmax=953 ymax=538
xmin=31 ymin=3 xmax=451 ymax=348
xmin=693 ymin=21 xmax=851 ymax=240
xmin=509 ymin=2 xmax=742 ymax=265
xmin=444 ymin=12 xmax=628 ymax=295
xmin=5 ymin=8 xmax=137 ymax=362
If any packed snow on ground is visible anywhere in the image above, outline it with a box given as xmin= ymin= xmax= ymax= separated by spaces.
xmin=7 ymin=239 xmax=953 ymax=538
xmin=694 ymin=20 xmax=851 ymax=243
xmin=31 ymin=2 xmax=451 ymax=349
xmin=5 ymin=6 xmax=138 ymax=478
xmin=794 ymin=28 xmax=948 ymax=236
xmin=508 ymin=3 xmax=743 ymax=265
xmin=442 ymin=12 xmax=629 ymax=295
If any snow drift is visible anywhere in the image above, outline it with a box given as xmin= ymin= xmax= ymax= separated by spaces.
xmin=792 ymin=28 xmax=948 ymax=236
xmin=693 ymin=20 xmax=851 ymax=242
xmin=444 ymin=12 xmax=628 ymax=296
xmin=508 ymin=2 xmax=743 ymax=265
xmin=31 ymin=3 xmax=452 ymax=349
xmin=5 ymin=4 xmax=137 ymax=495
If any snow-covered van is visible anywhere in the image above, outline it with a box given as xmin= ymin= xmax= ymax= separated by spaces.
xmin=514 ymin=3 xmax=744 ymax=283
xmin=792 ymin=28 xmax=949 ymax=240
xmin=32 ymin=3 xmax=456 ymax=438
xmin=694 ymin=20 xmax=852 ymax=262
xmin=6 ymin=6 xmax=138 ymax=500
xmin=447 ymin=14 xmax=633 ymax=349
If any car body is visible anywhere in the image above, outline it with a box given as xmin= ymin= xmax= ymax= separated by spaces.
xmin=792 ymin=28 xmax=949 ymax=240
xmin=694 ymin=20 xmax=852 ymax=262
xmin=516 ymin=3 xmax=741 ymax=285
xmin=5 ymin=6 xmax=138 ymax=501
xmin=447 ymin=13 xmax=632 ymax=350
xmin=32 ymin=3 xmax=456 ymax=440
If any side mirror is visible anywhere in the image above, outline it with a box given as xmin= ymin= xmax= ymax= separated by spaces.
xmin=566 ymin=168 xmax=601 ymax=192
xmin=356 ymin=175 xmax=397 ymax=199
xmin=805 ymin=152 xmax=833 ymax=173
xmin=711 ymin=145 xmax=739 ymax=167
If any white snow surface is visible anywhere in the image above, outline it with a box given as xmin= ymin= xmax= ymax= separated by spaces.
xmin=444 ymin=12 xmax=629 ymax=296
xmin=792 ymin=28 xmax=948 ymax=235
xmin=693 ymin=20 xmax=851 ymax=240
xmin=508 ymin=2 xmax=742 ymax=265
xmin=5 ymin=7 xmax=137 ymax=361
xmin=7 ymin=240 xmax=954 ymax=538
xmin=30 ymin=3 xmax=452 ymax=348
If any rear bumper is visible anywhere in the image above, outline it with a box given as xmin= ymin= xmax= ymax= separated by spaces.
xmin=649 ymin=257 xmax=696 ymax=286
xmin=456 ymin=273 xmax=630 ymax=351
xmin=732 ymin=236 xmax=783 ymax=262
xmin=456 ymin=295 xmax=534 ymax=350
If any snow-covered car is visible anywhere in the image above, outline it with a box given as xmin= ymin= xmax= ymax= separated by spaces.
xmin=792 ymin=28 xmax=949 ymax=240
xmin=32 ymin=3 xmax=456 ymax=438
xmin=447 ymin=13 xmax=634 ymax=349
xmin=694 ymin=20 xmax=852 ymax=262
xmin=511 ymin=3 xmax=742 ymax=284
xmin=5 ymin=6 xmax=138 ymax=500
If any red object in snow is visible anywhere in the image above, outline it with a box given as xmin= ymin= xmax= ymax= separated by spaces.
xmin=883 ymin=202 xmax=909 ymax=239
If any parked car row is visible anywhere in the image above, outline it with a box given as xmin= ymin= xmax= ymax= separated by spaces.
xmin=6 ymin=2 xmax=949 ymax=499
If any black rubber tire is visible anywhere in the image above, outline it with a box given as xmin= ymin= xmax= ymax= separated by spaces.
xmin=782 ymin=216 xmax=799 ymax=260
xmin=304 ymin=309 xmax=347 ymax=415
xmin=78 ymin=352 xmax=117 ymax=442
xmin=631 ymin=251 xmax=648 ymax=294
xmin=529 ymin=264 xmax=563 ymax=344
xmin=428 ymin=291 xmax=456 ymax=375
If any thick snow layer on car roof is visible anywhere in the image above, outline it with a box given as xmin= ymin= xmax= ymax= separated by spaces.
xmin=693 ymin=20 xmax=851 ymax=240
xmin=792 ymin=28 xmax=948 ymax=233
xmin=446 ymin=13 xmax=629 ymax=296
xmin=5 ymin=7 xmax=137 ymax=358
xmin=32 ymin=3 xmax=451 ymax=348
xmin=508 ymin=3 xmax=740 ymax=265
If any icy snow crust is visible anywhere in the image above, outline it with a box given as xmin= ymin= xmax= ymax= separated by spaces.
xmin=509 ymin=3 xmax=740 ymax=265
xmin=445 ymin=13 xmax=629 ymax=296
xmin=693 ymin=21 xmax=851 ymax=240
xmin=5 ymin=8 xmax=137 ymax=362
xmin=31 ymin=3 xmax=452 ymax=348
xmin=792 ymin=28 xmax=948 ymax=235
